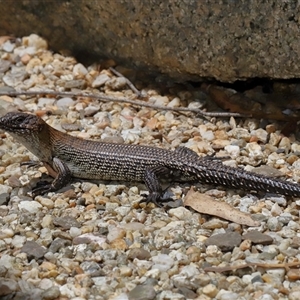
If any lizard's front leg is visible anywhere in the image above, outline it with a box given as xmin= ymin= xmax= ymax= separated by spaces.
xmin=32 ymin=157 xmax=72 ymax=197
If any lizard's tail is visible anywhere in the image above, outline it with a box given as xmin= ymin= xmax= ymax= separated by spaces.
xmin=191 ymin=160 xmax=300 ymax=197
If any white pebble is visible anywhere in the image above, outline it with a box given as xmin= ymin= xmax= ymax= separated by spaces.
xmin=18 ymin=201 xmax=42 ymax=214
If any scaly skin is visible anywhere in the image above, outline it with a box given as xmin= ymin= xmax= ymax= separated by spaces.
xmin=0 ymin=112 xmax=300 ymax=205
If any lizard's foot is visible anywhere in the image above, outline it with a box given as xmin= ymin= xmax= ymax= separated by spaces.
xmin=139 ymin=192 xmax=173 ymax=207
xmin=31 ymin=181 xmax=53 ymax=197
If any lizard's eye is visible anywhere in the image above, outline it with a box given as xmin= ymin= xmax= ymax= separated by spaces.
xmin=14 ymin=116 xmax=27 ymax=124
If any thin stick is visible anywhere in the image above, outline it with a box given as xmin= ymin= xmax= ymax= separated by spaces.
xmin=0 ymin=90 xmax=249 ymax=118
xmin=109 ymin=67 xmax=142 ymax=97
xmin=204 ymin=261 xmax=300 ymax=273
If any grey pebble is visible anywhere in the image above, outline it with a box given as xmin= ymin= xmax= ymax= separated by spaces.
xmin=80 ymin=261 xmax=103 ymax=277
xmin=53 ymin=215 xmax=80 ymax=229
xmin=205 ymin=232 xmax=242 ymax=252
xmin=0 ymin=278 xmax=18 ymax=296
xmin=128 ymin=284 xmax=156 ymax=300
xmin=127 ymin=248 xmax=151 ymax=260
xmin=41 ymin=286 xmax=61 ymax=300
xmin=21 ymin=240 xmax=47 ymax=260
xmin=0 ymin=59 xmax=12 ymax=73
xmin=56 ymin=97 xmax=75 ymax=107
xmin=92 ymin=74 xmax=110 ymax=88
xmin=105 ymin=77 xmax=127 ymax=90
xmin=267 ymin=217 xmax=282 ymax=231
xmin=49 ymin=238 xmax=72 ymax=253
xmin=64 ymin=79 xmax=85 ymax=89
xmin=242 ymin=230 xmax=273 ymax=245
xmin=0 ymin=193 xmax=9 ymax=205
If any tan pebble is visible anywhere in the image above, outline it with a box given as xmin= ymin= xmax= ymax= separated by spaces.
xmin=197 ymin=141 xmax=211 ymax=152
xmin=40 ymin=53 xmax=53 ymax=65
xmin=287 ymin=269 xmax=300 ymax=281
xmin=21 ymin=53 xmax=31 ymax=64
xmin=82 ymin=193 xmax=95 ymax=205
xmin=0 ymin=95 xmax=13 ymax=102
xmin=35 ymin=110 xmax=48 ymax=117
xmin=186 ymin=246 xmax=201 ymax=262
xmin=167 ymin=97 xmax=180 ymax=108
xmin=38 ymin=197 xmax=54 ymax=209
xmin=85 ymin=204 xmax=96 ymax=210
xmin=25 ymin=231 xmax=38 ymax=239
xmin=63 ymin=189 xmax=77 ymax=199
xmin=110 ymin=238 xmax=127 ymax=250
xmin=151 ymin=220 xmax=167 ymax=228
xmin=40 ymin=270 xmax=59 ymax=278
xmin=276 ymin=253 xmax=285 ymax=262
xmin=129 ymin=242 xmax=142 ymax=249
xmin=214 ymin=130 xmax=228 ymax=140
xmin=286 ymin=154 xmax=299 ymax=165
xmin=186 ymin=245 xmax=200 ymax=255
xmin=69 ymin=202 xmax=76 ymax=208
xmin=278 ymin=137 xmax=291 ymax=150
xmin=249 ymin=202 xmax=264 ymax=213
xmin=40 ymin=261 xmax=57 ymax=271
xmin=119 ymin=266 xmax=132 ymax=276
xmin=81 ymin=226 xmax=94 ymax=234
xmin=240 ymin=239 xmax=251 ymax=251
xmin=41 ymin=215 xmax=52 ymax=228
xmin=0 ymin=228 xmax=14 ymax=238
xmin=77 ymin=132 xmax=90 ymax=139
xmin=262 ymin=273 xmax=280 ymax=284
xmin=107 ymin=227 xmax=126 ymax=243
xmin=74 ymin=266 xmax=85 ymax=275
xmin=74 ymin=274 xmax=93 ymax=288
xmin=96 ymin=196 xmax=110 ymax=205
xmin=146 ymin=118 xmax=158 ymax=130
xmin=211 ymin=139 xmax=230 ymax=149
xmin=55 ymin=231 xmax=72 ymax=240
xmin=266 ymin=124 xmax=276 ymax=133
xmin=23 ymin=34 xmax=48 ymax=49
xmin=110 ymin=117 xmax=121 ymax=129
xmin=202 ymin=283 xmax=218 ymax=297
xmin=249 ymin=136 xmax=259 ymax=142
xmin=25 ymin=57 xmax=41 ymax=71
xmin=125 ymin=231 xmax=133 ymax=243
xmin=269 ymin=132 xmax=281 ymax=146
xmin=54 ymin=198 xmax=69 ymax=208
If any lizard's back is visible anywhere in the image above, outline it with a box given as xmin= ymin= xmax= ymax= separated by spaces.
xmin=51 ymin=130 xmax=182 ymax=181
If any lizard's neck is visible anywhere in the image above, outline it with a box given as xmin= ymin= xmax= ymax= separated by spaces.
xmin=11 ymin=120 xmax=53 ymax=162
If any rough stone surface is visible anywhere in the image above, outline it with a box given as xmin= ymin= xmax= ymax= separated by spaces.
xmin=0 ymin=1 xmax=299 ymax=82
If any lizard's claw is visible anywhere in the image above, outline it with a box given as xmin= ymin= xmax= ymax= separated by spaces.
xmin=31 ymin=181 xmax=52 ymax=197
xmin=139 ymin=192 xmax=173 ymax=207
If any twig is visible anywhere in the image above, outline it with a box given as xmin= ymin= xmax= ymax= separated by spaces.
xmin=204 ymin=261 xmax=300 ymax=273
xmin=0 ymin=90 xmax=249 ymax=118
xmin=109 ymin=67 xmax=142 ymax=97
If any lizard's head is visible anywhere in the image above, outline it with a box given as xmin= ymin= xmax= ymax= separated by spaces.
xmin=0 ymin=111 xmax=50 ymax=160
xmin=0 ymin=112 xmax=44 ymax=136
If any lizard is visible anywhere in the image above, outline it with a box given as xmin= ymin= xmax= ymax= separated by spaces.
xmin=0 ymin=111 xmax=300 ymax=206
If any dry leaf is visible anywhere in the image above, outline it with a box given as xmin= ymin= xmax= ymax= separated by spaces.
xmin=184 ymin=188 xmax=259 ymax=227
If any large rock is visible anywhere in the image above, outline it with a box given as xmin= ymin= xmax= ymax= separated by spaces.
xmin=0 ymin=1 xmax=299 ymax=82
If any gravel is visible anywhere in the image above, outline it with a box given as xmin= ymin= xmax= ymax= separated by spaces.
xmin=0 ymin=34 xmax=300 ymax=300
